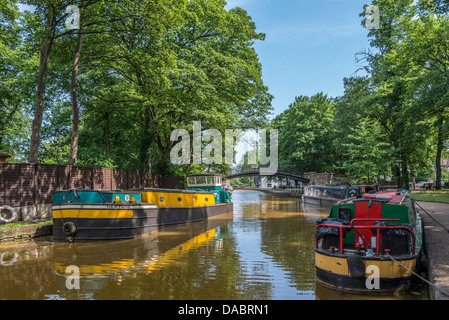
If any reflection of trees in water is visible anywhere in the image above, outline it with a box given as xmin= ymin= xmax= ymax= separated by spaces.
xmin=0 ymin=244 xmax=57 ymax=299
xmin=91 ymin=225 xmax=272 ymax=300
xmin=239 ymin=193 xmax=324 ymax=295
xmin=260 ymin=215 xmax=317 ymax=294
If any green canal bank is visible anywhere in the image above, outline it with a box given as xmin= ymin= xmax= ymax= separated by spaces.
xmin=0 ymin=221 xmax=52 ymax=242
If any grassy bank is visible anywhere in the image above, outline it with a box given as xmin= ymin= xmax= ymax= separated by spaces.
xmin=412 ymin=190 xmax=449 ymax=203
xmin=0 ymin=220 xmax=52 ymax=231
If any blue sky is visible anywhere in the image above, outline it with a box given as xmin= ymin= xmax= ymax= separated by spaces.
xmin=225 ymin=0 xmax=372 ymax=117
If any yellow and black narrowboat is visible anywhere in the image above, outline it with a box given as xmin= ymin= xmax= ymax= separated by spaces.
xmin=52 ymin=174 xmax=233 ymax=241
xmin=314 ymin=190 xmax=424 ymax=294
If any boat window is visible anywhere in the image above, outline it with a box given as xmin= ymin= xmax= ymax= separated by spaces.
xmin=177 ymin=197 xmax=182 ymax=202
xmin=196 ymin=176 xmax=206 ymax=184
xmin=217 ymin=176 xmax=221 ymax=185
xmin=207 ymin=177 xmax=213 ymax=185
xmin=187 ymin=177 xmax=196 ymax=186
xmin=205 ymin=198 xmax=208 ymax=201
xmin=159 ymin=197 xmax=164 ymax=202
xmin=338 ymin=208 xmax=352 ymax=223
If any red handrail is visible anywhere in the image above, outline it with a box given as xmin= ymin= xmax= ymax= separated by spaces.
xmin=315 ymin=220 xmax=416 ymax=255
xmin=315 ymin=224 xmax=351 ymax=254
xmin=350 ymin=218 xmax=400 ymax=228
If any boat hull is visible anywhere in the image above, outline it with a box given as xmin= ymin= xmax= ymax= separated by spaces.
xmin=303 ymin=195 xmax=340 ymax=206
xmin=52 ymin=202 xmax=233 ymax=241
xmin=315 ymin=250 xmax=421 ymax=294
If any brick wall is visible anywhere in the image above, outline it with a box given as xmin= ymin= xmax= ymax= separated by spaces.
xmin=0 ymin=163 xmax=162 ymax=208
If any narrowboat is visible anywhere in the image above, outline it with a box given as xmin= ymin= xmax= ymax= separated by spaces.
xmin=52 ymin=174 xmax=233 ymax=241
xmin=303 ymin=185 xmax=378 ymax=206
xmin=314 ymin=190 xmax=424 ymax=293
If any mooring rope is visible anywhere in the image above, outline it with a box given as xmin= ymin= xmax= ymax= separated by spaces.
xmin=388 ymin=255 xmax=449 ymax=298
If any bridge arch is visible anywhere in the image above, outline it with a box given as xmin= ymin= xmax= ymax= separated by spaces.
xmin=226 ymin=167 xmax=310 ymax=184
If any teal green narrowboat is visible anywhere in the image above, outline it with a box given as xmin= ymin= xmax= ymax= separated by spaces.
xmin=52 ymin=174 xmax=233 ymax=241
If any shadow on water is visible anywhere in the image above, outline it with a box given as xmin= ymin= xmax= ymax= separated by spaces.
xmin=0 ymin=190 xmax=428 ymax=300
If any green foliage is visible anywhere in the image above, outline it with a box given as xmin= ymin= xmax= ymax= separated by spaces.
xmin=0 ymin=0 xmax=272 ymax=176
xmin=342 ymin=117 xmax=390 ymax=183
xmin=272 ymin=93 xmax=335 ymax=173
xmin=274 ymin=0 xmax=449 ymax=186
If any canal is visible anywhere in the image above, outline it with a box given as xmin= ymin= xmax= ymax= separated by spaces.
xmin=0 ymin=190 xmax=427 ymax=300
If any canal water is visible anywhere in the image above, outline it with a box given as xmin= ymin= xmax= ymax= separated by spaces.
xmin=0 ymin=190 xmax=427 ymax=300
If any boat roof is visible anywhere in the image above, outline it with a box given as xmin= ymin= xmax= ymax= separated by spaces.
xmin=306 ymin=184 xmax=377 ymax=189
xmin=349 ymin=191 xmax=407 ymax=205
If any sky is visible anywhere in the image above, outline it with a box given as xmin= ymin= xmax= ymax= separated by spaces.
xmin=225 ymin=0 xmax=373 ymax=118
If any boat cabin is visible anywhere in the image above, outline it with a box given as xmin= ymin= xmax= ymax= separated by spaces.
xmin=186 ymin=174 xmax=231 ymax=204
xmin=187 ymin=174 xmax=222 ymax=188
xmin=316 ymin=191 xmax=422 ymax=256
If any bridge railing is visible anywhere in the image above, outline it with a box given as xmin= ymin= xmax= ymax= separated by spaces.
xmin=229 ymin=165 xmax=305 ymax=177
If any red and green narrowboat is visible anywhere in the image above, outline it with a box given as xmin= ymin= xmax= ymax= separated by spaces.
xmin=314 ymin=190 xmax=424 ymax=294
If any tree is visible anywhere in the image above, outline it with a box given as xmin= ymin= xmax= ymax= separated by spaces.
xmin=272 ymin=93 xmax=335 ymax=173
xmin=85 ymin=0 xmax=272 ymax=175
xmin=356 ymin=0 xmax=427 ymax=188
xmin=398 ymin=7 xmax=449 ymax=189
xmin=342 ymin=117 xmax=390 ymax=183
xmin=0 ymin=0 xmax=36 ymax=160
xmin=369 ymin=0 xmax=449 ymax=188
xmin=24 ymin=0 xmax=118 ymax=164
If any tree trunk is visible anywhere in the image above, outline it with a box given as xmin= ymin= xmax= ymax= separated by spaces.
xmin=392 ymin=165 xmax=401 ymax=189
xmin=401 ymin=160 xmax=409 ymax=189
xmin=104 ymin=112 xmax=111 ymax=156
xmin=139 ymin=106 xmax=152 ymax=173
xmin=69 ymin=21 xmax=83 ymax=166
xmin=28 ymin=22 xmax=53 ymax=163
xmin=435 ymin=118 xmax=445 ymax=190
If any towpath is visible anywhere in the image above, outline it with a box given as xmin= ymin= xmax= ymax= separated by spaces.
xmin=416 ymin=201 xmax=449 ymax=300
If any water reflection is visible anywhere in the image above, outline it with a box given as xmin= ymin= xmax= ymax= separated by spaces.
xmin=54 ymin=214 xmax=234 ymax=300
xmin=0 ymin=190 xmax=428 ymax=300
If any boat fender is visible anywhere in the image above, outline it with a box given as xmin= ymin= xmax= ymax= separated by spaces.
xmin=62 ymin=222 xmax=77 ymax=236
xmin=0 ymin=205 xmax=17 ymax=224
xmin=347 ymin=255 xmax=366 ymax=278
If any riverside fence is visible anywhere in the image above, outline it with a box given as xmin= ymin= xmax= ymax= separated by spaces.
xmin=0 ymin=163 xmax=183 ymax=221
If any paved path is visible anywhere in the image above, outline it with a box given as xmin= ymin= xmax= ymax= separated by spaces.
xmin=416 ymin=201 xmax=449 ymax=300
